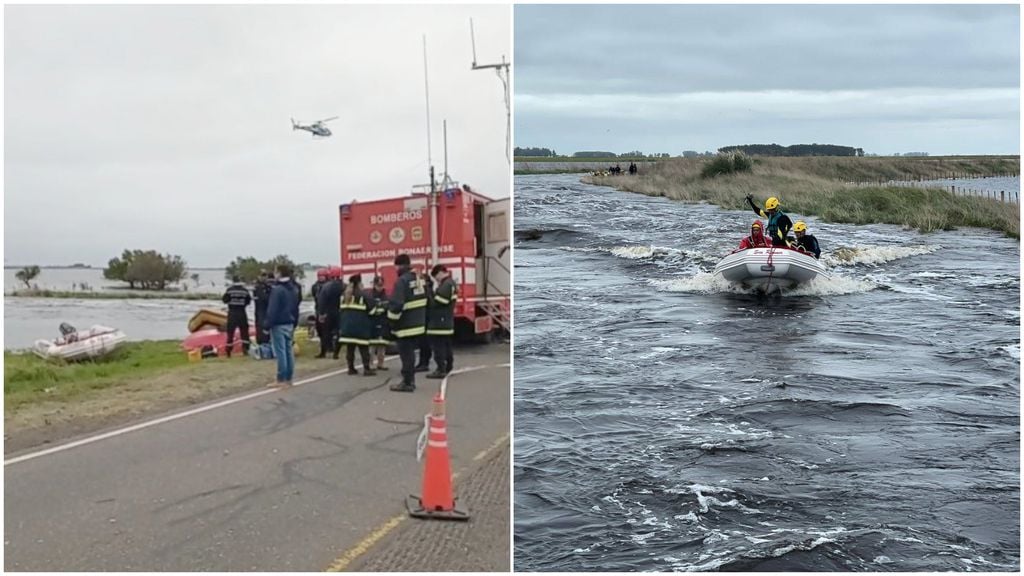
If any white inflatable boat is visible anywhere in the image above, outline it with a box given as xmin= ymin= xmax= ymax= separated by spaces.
xmin=713 ymin=246 xmax=828 ymax=292
xmin=33 ymin=325 xmax=128 ymax=362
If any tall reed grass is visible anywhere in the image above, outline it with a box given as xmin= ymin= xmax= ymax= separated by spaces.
xmin=585 ymin=156 xmax=1020 ymax=238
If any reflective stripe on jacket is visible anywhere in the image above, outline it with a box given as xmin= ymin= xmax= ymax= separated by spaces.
xmin=339 ymin=290 xmax=376 ymax=346
xmin=388 ymin=268 xmax=427 ymax=339
xmin=427 ymin=277 xmax=457 ymax=336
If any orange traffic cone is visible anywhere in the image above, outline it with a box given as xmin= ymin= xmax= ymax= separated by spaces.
xmin=406 ymin=393 xmax=469 ymax=521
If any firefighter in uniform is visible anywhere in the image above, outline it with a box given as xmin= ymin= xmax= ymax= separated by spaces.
xmin=415 ymin=269 xmax=434 ymax=372
xmin=388 ymin=253 xmax=428 ymax=392
xmin=368 ymin=275 xmax=391 ymax=371
xmin=311 ymin=269 xmax=328 ymax=354
xmin=426 ymin=264 xmax=457 ymax=379
xmin=316 ymin=268 xmax=344 ymax=358
xmin=338 ymin=274 xmax=376 ymax=376
xmin=222 ymin=276 xmax=252 ymax=358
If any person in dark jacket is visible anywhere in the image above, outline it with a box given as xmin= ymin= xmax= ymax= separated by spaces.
xmin=745 ymin=194 xmax=793 ymax=247
xmin=339 ymin=274 xmax=376 ymax=376
xmin=315 ymin=268 xmax=344 ymax=358
xmin=253 ymin=271 xmax=272 ymax=345
xmin=311 ymin=269 xmax=328 ymax=353
xmin=792 ymin=220 xmax=822 ymax=259
xmin=387 ymin=254 xmax=428 ymax=392
xmin=369 ymin=275 xmax=391 ymax=371
xmin=222 ymin=276 xmax=252 ymax=358
xmin=264 ymin=264 xmax=301 ymax=387
xmin=415 ymin=270 xmax=434 ymax=372
xmin=426 ymin=265 xmax=457 ymax=379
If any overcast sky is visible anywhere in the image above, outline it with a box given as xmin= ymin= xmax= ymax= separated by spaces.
xmin=515 ymin=4 xmax=1019 ymax=158
xmin=5 ymin=4 xmax=509 ymax=267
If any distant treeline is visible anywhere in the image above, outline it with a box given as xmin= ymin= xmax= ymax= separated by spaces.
xmin=515 ymin=147 xmax=671 ymax=159
xmin=718 ymin=143 xmax=865 ymax=157
xmin=515 ymin=147 xmax=558 ymax=157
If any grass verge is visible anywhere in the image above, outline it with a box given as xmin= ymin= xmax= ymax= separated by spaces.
xmin=4 ymin=334 xmax=344 ymax=452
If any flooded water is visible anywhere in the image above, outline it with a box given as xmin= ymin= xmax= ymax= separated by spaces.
xmin=915 ymin=175 xmax=1020 ymax=202
xmin=513 ymin=174 xmax=1020 ymax=571
xmin=3 ymin=268 xmax=229 ymax=294
xmin=3 ymin=297 xmax=222 ymax=350
xmin=2 ymin=269 xmax=324 ymax=350
xmin=3 ymin=268 xmax=228 ymax=350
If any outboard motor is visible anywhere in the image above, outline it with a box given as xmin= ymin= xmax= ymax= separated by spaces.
xmin=59 ymin=322 xmax=79 ymax=343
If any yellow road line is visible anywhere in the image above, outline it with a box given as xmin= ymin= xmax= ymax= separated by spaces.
xmin=325 ymin=515 xmax=407 ymax=572
xmin=473 ymin=432 xmax=510 ymax=462
xmin=324 ymin=433 xmax=510 ymax=572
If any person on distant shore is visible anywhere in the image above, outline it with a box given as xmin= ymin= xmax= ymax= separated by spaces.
xmin=736 ymin=220 xmax=772 ymax=251
xmin=426 ymin=265 xmax=457 ymax=379
xmin=339 ymin=274 xmax=376 ymax=376
xmin=222 ymin=276 xmax=252 ymax=358
xmin=368 ymin=275 xmax=391 ymax=371
xmin=316 ymin=268 xmax=344 ymax=358
xmin=264 ymin=264 xmax=301 ymax=388
xmin=745 ymin=194 xmax=793 ymax=247
xmin=793 ymin=221 xmax=821 ymax=259
xmin=628 ymin=162 xmax=638 ymax=175
xmin=388 ymin=253 xmax=428 ymax=392
xmin=253 ymin=271 xmax=272 ymax=345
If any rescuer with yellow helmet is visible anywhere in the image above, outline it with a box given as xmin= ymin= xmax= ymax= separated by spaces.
xmin=745 ymin=194 xmax=793 ymax=247
xmin=792 ymin=220 xmax=821 ymax=259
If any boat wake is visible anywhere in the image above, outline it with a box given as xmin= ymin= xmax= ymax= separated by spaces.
xmin=824 ymin=244 xmax=940 ymax=267
xmin=561 ymin=244 xmax=717 ymax=265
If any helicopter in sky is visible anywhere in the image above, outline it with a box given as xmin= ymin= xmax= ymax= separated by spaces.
xmin=291 ymin=116 xmax=338 ymax=138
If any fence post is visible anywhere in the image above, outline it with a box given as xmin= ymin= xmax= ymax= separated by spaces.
xmin=1001 ymin=191 xmax=1005 ymax=202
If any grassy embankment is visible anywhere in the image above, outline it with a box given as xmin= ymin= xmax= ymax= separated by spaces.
xmin=514 ymin=156 xmax=657 ymax=174
xmin=3 ymin=335 xmax=339 ymax=451
xmin=6 ymin=289 xmax=222 ymax=300
xmin=584 ymin=155 xmax=1021 ymax=238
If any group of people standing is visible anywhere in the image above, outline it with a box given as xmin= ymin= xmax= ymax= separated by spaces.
xmin=601 ymin=162 xmax=640 ymax=176
xmin=738 ymin=193 xmax=821 ymax=258
xmin=222 ymin=265 xmax=304 ymax=385
xmin=220 ymin=254 xmax=457 ymax=393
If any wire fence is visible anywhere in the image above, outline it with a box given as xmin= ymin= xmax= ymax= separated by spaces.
xmin=847 ymin=173 xmax=1020 ymax=204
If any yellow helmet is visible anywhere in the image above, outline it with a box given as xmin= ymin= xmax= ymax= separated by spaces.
xmin=793 ymin=221 xmax=807 ymax=233
xmin=764 ymin=197 xmax=780 ymax=210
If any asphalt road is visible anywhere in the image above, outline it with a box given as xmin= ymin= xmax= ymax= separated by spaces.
xmin=4 ymin=345 xmax=509 ymax=571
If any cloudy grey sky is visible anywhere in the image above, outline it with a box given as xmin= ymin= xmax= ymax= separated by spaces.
xmin=5 ymin=4 xmax=509 ymax=267
xmin=515 ymin=4 xmax=1019 ymax=158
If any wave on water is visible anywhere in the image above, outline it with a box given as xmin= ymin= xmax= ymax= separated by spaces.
xmin=561 ymin=244 xmax=717 ymax=264
xmin=998 ymin=343 xmax=1021 ymax=360
xmin=515 ymin=227 xmax=585 ymax=243
xmin=650 ymin=272 xmax=751 ymax=294
xmin=786 ymin=274 xmax=880 ymax=296
xmin=824 ymin=244 xmax=940 ymax=267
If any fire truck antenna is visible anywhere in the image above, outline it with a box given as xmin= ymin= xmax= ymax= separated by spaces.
xmin=469 ymin=18 xmax=511 ymax=164
xmin=423 ymin=34 xmax=433 ymax=173
xmin=443 ymin=119 xmax=449 ymax=184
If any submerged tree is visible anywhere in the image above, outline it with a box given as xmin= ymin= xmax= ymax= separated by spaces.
xmin=15 ymin=265 xmax=40 ymax=288
xmin=104 ymin=249 xmax=187 ymax=290
xmin=226 ymin=255 xmax=305 ymax=284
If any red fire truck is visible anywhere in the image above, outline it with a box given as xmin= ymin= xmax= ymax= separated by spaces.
xmin=337 ymin=180 xmax=510 ymax=341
